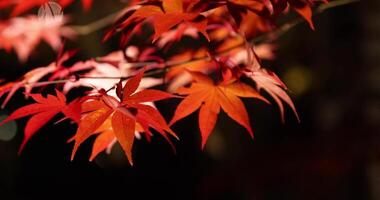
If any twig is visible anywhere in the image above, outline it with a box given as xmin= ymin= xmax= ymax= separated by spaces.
xmin=69 ymin=9 xmax=124 ymax=35
xmin=317 ymin=0 xmax=359 ymax=12
xmin=29 ymin=79 xmax=75 ymax=87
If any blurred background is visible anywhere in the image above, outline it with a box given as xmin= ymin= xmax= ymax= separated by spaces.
xmin=0 ymin=0 xmax=378 ymax=199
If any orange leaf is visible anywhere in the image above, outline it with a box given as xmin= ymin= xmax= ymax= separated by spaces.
xmin=90 ymin=130 xmax=115 ymax=161
xmin=169 ymin=90 xmax=209 ymax=125
xmin=293 ymin=5 xmax=315 ymax=30
xmin=171 ymin=71 xmax=267 ymax=148
xmin=215 ymin=86 xmax=253 ymax=138
xmin=112 ymin=111 xmax=135 ymax=165
xmin=198 ymin=90 xmax=220 ymax=148
xmin=108 ymin=0 xmax=209 ymax=43
xmin=71 ymin=107 xmax=113 ymax=160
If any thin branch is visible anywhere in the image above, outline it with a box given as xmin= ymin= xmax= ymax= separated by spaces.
xmin=24 ymin=69 xmax=167 ymax=87
xmin=69 ymin=9 xmax=124 ymax=35
xmin=26 ymin=0 xmax=358 ymax=87
xmin=317 ymin=0 xmax=359 ymax=12
xmin=29 ymin=79 xmax=74 ymax=87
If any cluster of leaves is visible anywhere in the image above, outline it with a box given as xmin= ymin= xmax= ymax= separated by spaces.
xmin=0 ymin=0 xmax=328 ymax=164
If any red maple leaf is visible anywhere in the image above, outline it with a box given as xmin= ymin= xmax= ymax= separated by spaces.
xmin=0 ymin=90 xmax=81 ymax=153
xmin=105 ymin=0 xmax=209 ymax=45
xmin=0 ymin=50 xmax=83 ymax=108
xmin=71 ymin=70 xmax=178 ymax=165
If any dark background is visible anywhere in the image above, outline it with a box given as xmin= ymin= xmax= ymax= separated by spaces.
xmin=1 ymin=1 xmax=378 ymax=200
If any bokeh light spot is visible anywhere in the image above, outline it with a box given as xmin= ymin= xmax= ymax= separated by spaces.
xmin=0 ymin=114 xmax=17 ymax=141
xmin=205 ymin=129 xmax=226 ymax=160
xmin=283 ymin=66 xmax=312 ymax=96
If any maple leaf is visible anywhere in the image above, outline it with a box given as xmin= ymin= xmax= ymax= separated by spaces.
xmin=0 ymin=15 xmax=75 ymax=62
xmin=71 ymin=70 xmax=177 ymax=165
xmin=248 ymin=69 xmax=300 ymax=123
xmin=0 ymin=51 xmax=85 ymax=108
xmin=277 ymin=0 xmax=318 ymax=30
xmin=87 ymin=117 xmax=116 ymax=161
xmin=224 ymin=0 xmax=267 ymax=26
xmin=152 ymin=0 xmax=210 ymax=42
xmin=105 ymin=0 xmax=209 ymax=44
xmin=0 ymin=65 xmax=56 ymax=108
xmin=240 ymin=45 xmax=300 ymax=123
xmin=170 ymin=71 xmax=268 ymax=148
xmin=237 ymin=10 xmax=273 ymax=38
xmin=227 ymin=0 xmax=317 ymax=29
xmin=0 ymin=90 xmax=81 ymax=154
xmin=292 ymin=3 xmax=314 ymax=29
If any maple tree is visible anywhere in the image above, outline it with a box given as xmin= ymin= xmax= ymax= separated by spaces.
xmin=0 ymin=0 xmax=356 ymax=164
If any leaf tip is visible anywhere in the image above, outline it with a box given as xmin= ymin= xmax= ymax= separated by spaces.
xmin=248 ymin=128 xmax=254 ymax=139
xmin=70 ymin=144 xmax=79 ymax=161
xmin=17 ymin=143 xmax=26 ymax=156
xmin=89 ymin=156 xmax=95 ymax=162
xmin=127 ymin=156 xmax=134 ymax=166
xmin=201 ymin=140 xmax=207 ymax=150
xmin=18 ymin=134 xmax=31 ymax=155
